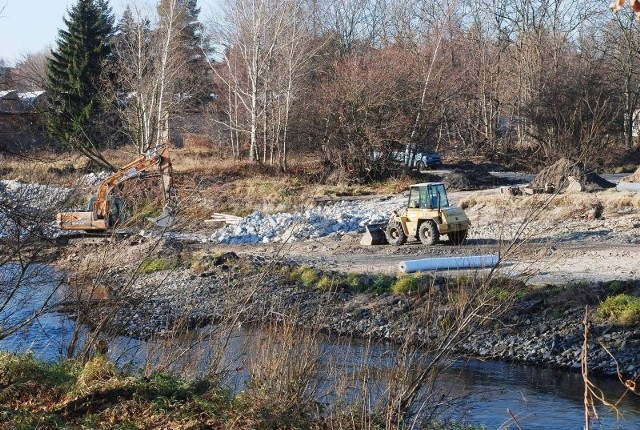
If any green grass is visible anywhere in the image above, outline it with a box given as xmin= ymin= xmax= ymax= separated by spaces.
xmin=0 ymin=353 xmax=237 ymax=429
xmin=596 ymin=294 xmax=640 ymax=325
xmin=139 ymin=258 xmax=170 ymax=274
xmin=391 ymin=274 xmax=420 ymax=294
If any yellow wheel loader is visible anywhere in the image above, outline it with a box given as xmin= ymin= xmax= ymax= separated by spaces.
xmin=56 ymin=145 xmax=177 ymax=232
xmin=362 ymin=183 xmax=470 ymax=246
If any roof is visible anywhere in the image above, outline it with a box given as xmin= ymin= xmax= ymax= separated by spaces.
xmin=0 ymin=90 xmax=45 ymax=114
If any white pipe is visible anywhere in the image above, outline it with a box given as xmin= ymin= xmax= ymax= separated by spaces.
xmin=399 ymin=255 xmax=499 ymax=273
xmin=616 ymin=182 xmax=640 ymax=192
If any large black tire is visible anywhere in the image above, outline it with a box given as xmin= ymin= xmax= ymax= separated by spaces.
xmin=385 ymin=220 xmax=407 ymax=245
xmin=449 ymin=229 xmax=468 ymax=245
xmin=418 ymin=220 xmax=439 ymax=245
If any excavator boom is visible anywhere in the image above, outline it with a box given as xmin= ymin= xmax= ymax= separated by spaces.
xmin=57 ymin=146 xmax=176 ymax=231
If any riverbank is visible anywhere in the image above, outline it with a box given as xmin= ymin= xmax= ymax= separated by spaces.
xmin=60 ymin=237 xmax=640 ymax=381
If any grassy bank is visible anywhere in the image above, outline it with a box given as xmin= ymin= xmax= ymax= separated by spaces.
xmin=0 ymin=352 xmax=485 ymax=429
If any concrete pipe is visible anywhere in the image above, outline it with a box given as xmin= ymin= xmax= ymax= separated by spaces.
xmin=616 ymin=182 xmax=640 ymax=192
xmin=399 ymin=254 xmax=499 ymax=273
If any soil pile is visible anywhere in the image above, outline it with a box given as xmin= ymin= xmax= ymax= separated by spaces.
xmin=530 ymin=158 xmax=614 ymax=192
xmin=444 ymin=163 xmax=509 ymax=191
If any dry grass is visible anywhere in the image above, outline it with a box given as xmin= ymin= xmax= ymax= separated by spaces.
xmin=459 ymin=189 xmax=640 ymax=222
xmin=1 ymin=147 xmax=417 ymax=222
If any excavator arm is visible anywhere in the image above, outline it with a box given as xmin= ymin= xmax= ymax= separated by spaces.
xmin=57 ymin=146 xmax=177 ymax=231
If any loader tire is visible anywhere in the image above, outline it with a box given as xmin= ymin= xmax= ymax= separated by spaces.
xmin=418 ymin=220 xmax=439 ymax=245
xmin=449 ymin=229 xmax=467 ymax=245
xmin=385 ymin=220 xmax=407 ymax=245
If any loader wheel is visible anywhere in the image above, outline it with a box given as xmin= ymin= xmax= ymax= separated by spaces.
xmin=418 ymin=221 xmax=439 ymax=245
xmin=385 ymin=220 xmax=407 ymax=245
xmin=449 ymin=229 xmax=468 ymax=245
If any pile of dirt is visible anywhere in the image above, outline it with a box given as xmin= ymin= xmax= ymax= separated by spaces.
xmin=530 ymin=158 xmax=614 ymax=192
xmin=444 ymin=163 xmax=510 ymax=191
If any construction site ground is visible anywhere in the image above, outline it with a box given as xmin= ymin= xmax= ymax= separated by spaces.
xmin=197 ymin=186 xmax=640 ymax=286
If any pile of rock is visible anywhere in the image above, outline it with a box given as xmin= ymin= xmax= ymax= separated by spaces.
xmin=0 ymin=179 xmax=75 ymax=239
xmin=209 ymin=197 xmax=404 ymax=244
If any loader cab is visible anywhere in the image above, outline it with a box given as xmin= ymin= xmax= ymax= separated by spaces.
xmin=408 ymin=183 xmax=449 ymax=210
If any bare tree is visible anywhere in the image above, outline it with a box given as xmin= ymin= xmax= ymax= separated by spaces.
xmin=597 ymin=11 xmax=640 ymax=150
xmin=108 ymin=2 xmax=189 ymax=154
xmin=215 ymin=0 xmax=284 ymax=161
xmin=12 ymin=50 xmax=49 ymax=91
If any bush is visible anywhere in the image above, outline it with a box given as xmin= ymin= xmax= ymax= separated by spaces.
xmin=300 ymin=268 xmax=319 ymax=288
xmin=344 ymin=273 xmax=363 ymax=290
xmin=391 ymin=275 xmax=420 ymax=294
xmin=596 ymin=294 xmax=640 ymax=325
xmin=290 ymin=265 xmax=318 ymax=288
xmin=371 ymin=274 xmax=394 ymax=293
xmin=316 ymin=276 xmax=335 ymax=291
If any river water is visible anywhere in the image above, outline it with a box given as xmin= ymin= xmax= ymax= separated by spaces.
xmin=1 ymin=265 xmax=638 ymax=429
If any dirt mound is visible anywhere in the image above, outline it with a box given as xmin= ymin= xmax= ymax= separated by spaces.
xmin=530 ymin=158 xmax=614 ymax=192
xmin=444 ymin=163 xmax=510 ymax=191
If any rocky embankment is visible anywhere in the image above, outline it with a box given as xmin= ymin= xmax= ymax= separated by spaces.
xmin=86 ymin=248 xmax=640 ymax=380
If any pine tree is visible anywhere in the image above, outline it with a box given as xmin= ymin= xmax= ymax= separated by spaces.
xmin=45 ymin=0 xmax=115 ymax=169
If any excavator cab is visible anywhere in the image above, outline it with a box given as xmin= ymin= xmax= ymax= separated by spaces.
xmin=57 ymin=146 xmax=177 ymax=232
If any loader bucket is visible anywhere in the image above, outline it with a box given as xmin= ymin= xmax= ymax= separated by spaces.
xmin=361 ymin=223 xmax=388 ymax=246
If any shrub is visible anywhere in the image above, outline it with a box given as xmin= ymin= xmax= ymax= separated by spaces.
xmin=299 ymin=268 xmax=319 ymax=288
xmin=344 ymin=273 xmax=363 ymax=290
xmin=596 ymin=294 xmax=640 ymax=325
xmin=391 ymin=275 xmax=420 ymax=294
xmin=488 ymin=287 xmax=511 ymax=301
xmin=316 ymin=276 xmax=335 ymax=291
xmin=371 ymin=274 xmax=394 ymax=293
xmin=290 ymin=265 xmax=318 ymax=288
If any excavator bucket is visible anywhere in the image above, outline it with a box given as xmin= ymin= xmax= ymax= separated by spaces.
xmin=148 ymin=207 xmax=175 ymax=228
xmin=361 ymin=223 xmax=388 ymax=246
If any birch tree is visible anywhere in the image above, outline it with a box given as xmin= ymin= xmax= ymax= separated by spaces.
xmin=109 ymin=1 xmax=188 ymax=154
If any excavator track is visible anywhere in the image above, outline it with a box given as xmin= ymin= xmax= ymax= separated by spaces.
xmin=55 ymin=230 xmax=135 ymax=245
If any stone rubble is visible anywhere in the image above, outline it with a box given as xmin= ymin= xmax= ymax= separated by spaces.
xmin=0 ymin=179 xmax=76 ymax=239
xmin=209 ymin=196 xmax=405 ymax=244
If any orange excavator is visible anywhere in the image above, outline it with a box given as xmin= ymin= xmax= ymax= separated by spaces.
xmin=57 ymin=146 xmax=177 ymax=231
xmin=612 ymin=0 xmax=640 ymax=17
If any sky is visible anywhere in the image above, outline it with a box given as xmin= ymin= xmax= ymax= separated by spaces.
xmin=0 ymin=0 xmax=219 ymax=66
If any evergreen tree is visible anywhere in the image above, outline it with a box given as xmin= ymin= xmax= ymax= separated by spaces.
xmin=45 ymin=0 xmax=115 ymax=169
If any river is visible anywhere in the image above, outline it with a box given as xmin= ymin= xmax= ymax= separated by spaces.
xmin=1 ymin=264 xmax=638 ymax=429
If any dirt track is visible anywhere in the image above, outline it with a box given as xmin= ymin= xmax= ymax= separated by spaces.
xmin=210 ymin=187 xmax=640 ymax=285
